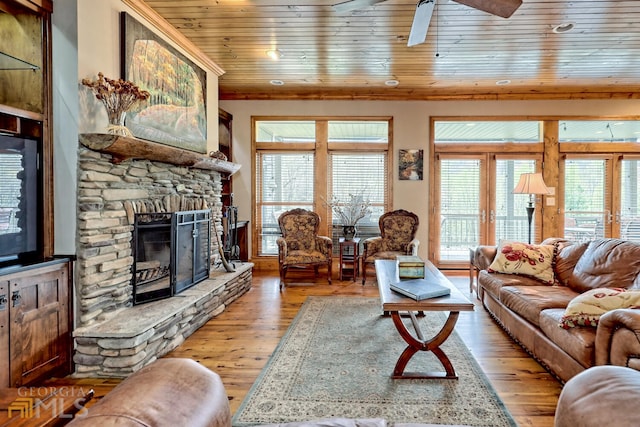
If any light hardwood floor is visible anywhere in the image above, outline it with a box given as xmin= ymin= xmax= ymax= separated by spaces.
xmin=52 ymin=269 xmax=563 ymax=426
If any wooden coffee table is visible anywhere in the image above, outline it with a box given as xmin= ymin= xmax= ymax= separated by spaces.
xmin=375 ymin=259 xmax=474 ymax=379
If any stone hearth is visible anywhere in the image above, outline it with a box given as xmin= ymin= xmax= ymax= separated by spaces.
xmin=73 ymin=264 xmax=252 ymax=377
xmin=72 ymin=135 xmax=250 ymax=377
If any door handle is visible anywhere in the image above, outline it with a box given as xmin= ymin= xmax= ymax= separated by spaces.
xmin=490 ymin=210 xmax=495 ymax=224
xmin=11 ymin=290 xmax=21 ymax=308
xmin=0 ymin=294 xmax=6 ymax=311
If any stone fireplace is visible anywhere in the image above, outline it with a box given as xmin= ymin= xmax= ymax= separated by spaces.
xmin=132 ymin=209 xmax=211 ymax=304
xmin=72 ymin=134 xmax=252 ymax=377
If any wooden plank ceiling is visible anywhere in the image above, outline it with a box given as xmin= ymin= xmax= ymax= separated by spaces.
xmin=142 ymin=0 xmax=640 ymax=101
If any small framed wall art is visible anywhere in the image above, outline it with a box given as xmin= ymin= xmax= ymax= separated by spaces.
xmin=399 ymin=149 xmax=423 ymax=180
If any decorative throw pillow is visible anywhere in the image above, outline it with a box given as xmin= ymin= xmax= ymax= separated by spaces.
xmin=559 ymin=288 xmax=640 ymax=329
xmin=488 ymin=240 xmax=556 ymax=285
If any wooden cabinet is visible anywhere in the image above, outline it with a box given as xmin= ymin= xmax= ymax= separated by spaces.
xmin=0 ymin=260 xmax=71 ymax=387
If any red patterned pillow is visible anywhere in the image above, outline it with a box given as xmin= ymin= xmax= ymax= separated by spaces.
xmin=559 ymin=288 xmax=640 ymax=329
xmin=488 ymin=240 xmax=555 ymax=284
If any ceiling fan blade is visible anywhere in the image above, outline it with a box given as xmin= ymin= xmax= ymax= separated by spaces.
xmin=407 ymin=0 xmax=435 ymax=47
xmin=332 ymin=0 xmax=387 ymax=14
xmin=453 ymin=0 xmax=522 ymax=18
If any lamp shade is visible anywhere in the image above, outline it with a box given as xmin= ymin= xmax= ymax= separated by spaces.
xmin=513 ymin=172 xmax=551 ymax=195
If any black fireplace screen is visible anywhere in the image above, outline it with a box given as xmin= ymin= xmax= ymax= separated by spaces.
xmin=133 ymin=209 xmax=211 ymax=305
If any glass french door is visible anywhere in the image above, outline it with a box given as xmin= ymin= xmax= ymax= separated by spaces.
xmin=434 ymin=154 xmax=540 ymax=267
xmin=620 ymin=158 xmax=640 ymax=243
xmin=563 ymin=156 xmax=640 ymax=243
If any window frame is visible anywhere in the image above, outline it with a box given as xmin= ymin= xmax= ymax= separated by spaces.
xmin=252 ymin=116 xmax=393 ymax=259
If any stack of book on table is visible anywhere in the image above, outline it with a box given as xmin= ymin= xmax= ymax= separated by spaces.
xmin=392 ymin=256 xmax=450 ymax=300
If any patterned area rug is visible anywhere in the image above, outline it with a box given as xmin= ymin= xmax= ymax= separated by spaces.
xmin=233 ymin=296 xmax=517 ymax=427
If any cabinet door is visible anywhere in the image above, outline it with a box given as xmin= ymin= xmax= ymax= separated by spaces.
xmin=8 ymin=262 xmax=70 ymax=387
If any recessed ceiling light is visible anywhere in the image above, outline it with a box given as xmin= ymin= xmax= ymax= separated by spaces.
xmin=266 ymin=49 xmax=283 ymax=60
xmin=385 ymin=79 xmax=399 ymax=87
xmin=553 ymin=22 xmax=575 ymax=33
xmin=496 ymin=79 xmax=511 ymax=85
xmin=270 ymin=80 xmax=285 ymax=86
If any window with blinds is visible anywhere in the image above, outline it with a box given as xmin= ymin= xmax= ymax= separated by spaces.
xmin=329 ymin=152 xmax=388 ymax=244
xmin=254 ymin=118 xmax=391 ymax=257
xmin=0 ymin=151 xmax=22 ymax=234
xmin=620 ymin=159 xmax=640 ymax=242
xmin=564 ymin=158 xmax=610 ymax=241
xmin=256 ymin=152 xmax=315 ymax=255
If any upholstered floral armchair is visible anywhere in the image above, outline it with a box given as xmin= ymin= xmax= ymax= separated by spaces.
xmin=361 ymin=209 xmax=420 ymax=285
xmin=277 ymin=208 xmax=333 ymax=289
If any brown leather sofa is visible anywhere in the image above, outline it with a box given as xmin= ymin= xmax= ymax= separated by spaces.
xmin=476 ymin=238 xmax=640 ymax=383
xmin=555 ymin=365 xmax=640 ymax=427
xmin=66 ymin=358 xmax=232 ymax=427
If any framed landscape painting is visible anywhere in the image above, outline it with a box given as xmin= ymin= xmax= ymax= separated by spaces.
xmin=120 ymin=12 xmax=207 ymax=153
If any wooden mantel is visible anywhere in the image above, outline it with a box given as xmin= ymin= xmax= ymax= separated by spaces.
xmin=79 ymin=133 xmax=241 ymax=176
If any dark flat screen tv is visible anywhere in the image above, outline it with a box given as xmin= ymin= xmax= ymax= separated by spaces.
xmin=0 ymin=134 xmax=41 ymax=265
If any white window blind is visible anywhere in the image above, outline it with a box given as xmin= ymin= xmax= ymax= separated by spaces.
xmin=256 ymin=152 xmax=315 ymax=255
xmin=328 ymin=152 xmax=388 ymax=245
xmin=621 ymin=159 xmax=640 ymax=242
xmin=329 ymin=152 xmax=387 ymax=225
xmin=0 ymin=152 xmax=22 ymax=234
xmin=564 ymin=159 xmax=609 ymax=241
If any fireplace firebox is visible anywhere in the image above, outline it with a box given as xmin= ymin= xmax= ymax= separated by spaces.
xmin=132 ymin=209 xmax=211 ymax=305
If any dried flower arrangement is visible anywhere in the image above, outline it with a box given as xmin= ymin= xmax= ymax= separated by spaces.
xmin=324 ymin=191 xmax=372 ymax=226
xmin=81 ymin=72 xmax=150 ymax=136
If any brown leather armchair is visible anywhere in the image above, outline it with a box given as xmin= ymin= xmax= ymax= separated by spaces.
xmin=277 ymin=208 xmax=333 ymax=289
xmin=361 ymin=209 xmax=420 ymax=285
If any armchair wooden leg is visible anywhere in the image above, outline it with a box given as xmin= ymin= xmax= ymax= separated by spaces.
xmin=362 ymin=263 xmax=367 ymax=285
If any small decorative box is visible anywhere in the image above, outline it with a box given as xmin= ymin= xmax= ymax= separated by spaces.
xmin=396 ymin=255 xmax=425 ymax=279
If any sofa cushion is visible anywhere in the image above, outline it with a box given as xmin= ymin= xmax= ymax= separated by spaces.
xmin=488 ymin=241 xmax=556 ymax=284
xmin=568 ymin=239 xmax=640 ymax=292
xmin=499 ymin=285 xmax=577 ymax=327
xmin=539 ymin=309 xmax=596 ymax=369
xmin=554 ymin=242 xmax=589 ymax=286
xmin=559 ymin=287 xmax=640 ymax=329
xmin=479 ymin=270 xmax=542 ymax=301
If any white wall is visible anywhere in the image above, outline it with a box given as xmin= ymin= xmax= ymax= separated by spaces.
xmin=220 ymin=98 xmax=640 ymax=259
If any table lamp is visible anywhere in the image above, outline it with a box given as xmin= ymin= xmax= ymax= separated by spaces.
xmin=512 ymin=172 xmax=551 ymax=243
